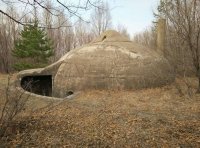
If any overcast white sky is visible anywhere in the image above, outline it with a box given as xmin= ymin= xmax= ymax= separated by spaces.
xmin=108 ymin=0 xmax=159 ymax=36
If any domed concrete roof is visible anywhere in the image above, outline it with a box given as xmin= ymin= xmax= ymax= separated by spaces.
xmin=17 ymin=30 xmax=175 ymax=98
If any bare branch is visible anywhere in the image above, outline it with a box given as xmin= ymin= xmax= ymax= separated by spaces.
xmin=56 ymin=0 xmax=86 ymax=22
xmin=0 ymin=9 xmax=28 ymax=26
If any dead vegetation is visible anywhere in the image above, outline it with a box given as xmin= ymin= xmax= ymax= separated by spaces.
xmin=0 ymin=74 xmax=200 ymax=147
xmin=0 ymin=75 xmax=29 ymax=138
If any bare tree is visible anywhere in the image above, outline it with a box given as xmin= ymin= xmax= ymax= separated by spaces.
xmin=0 ymin=7 xmax=19 ymax=73
xmin=0 ymin=0 xmax=104 ymax=73
xmin=0 ymin=26 xmax=11 ymax=73
xmin=0 ymin=0 xmax=100 ymax=28
xmin=53 ymin=10 xmax=74 ymax=60
xmin=90 ymin=1 xmax=112 ymax=36
xmin=159 ymin=0 xmax=200 ymax=92
xmin=116 ymin=24 xmax=130 ymax=39
xmin=74 ymin=19 xmax=94 ymax=47
xmin=42 ymin=1 xmax=75 ymax=61
xmin=133 ymin=27 xmax=157 ymax=49
xmin=0 ymin=75 xmax=30 ymax=137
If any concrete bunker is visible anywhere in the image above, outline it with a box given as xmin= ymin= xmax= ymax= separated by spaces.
xmin=21 ymin=75 xmax=52 ymax=97
xmin=16 ymin=30 xmax=175 ymax=98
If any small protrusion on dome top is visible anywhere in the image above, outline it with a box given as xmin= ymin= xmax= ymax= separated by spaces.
xmin=102 ymin=35 xmax=107 ymax=41
xmin=92 ymin=30 xmax=131 ymax=43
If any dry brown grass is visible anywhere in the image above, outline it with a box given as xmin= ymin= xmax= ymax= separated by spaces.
xmin=0 ymin=74 xmax=15 ymax=106
xmin=0 ymin=74 xmax=200 ymax=147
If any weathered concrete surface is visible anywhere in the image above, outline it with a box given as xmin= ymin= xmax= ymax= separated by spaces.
xmin=17 ymin=30 xmax=175 ymax=98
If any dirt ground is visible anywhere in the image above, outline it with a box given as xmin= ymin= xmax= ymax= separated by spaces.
xmin=0 ymin=74 xmax=200 ymax=147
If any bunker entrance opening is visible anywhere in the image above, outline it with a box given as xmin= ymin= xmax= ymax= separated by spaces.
xmin=21 ymin=75 xmax=52 ymax=97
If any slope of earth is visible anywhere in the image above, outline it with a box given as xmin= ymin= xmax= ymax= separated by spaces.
xmin=0 ymin=74 xmax=200 ymax=147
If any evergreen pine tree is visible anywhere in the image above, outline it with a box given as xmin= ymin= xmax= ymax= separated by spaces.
xmin=12 ymin=21 xmax=53 ymax=70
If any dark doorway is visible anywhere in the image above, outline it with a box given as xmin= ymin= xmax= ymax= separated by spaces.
xmin=21 ymin=75 xmax=52 ymax=96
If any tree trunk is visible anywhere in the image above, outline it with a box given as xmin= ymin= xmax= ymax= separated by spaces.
xmin=196 ymin=68 xmax=200 ymax=93
xmin=197 ymin=76 xmax=200 ymax=93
